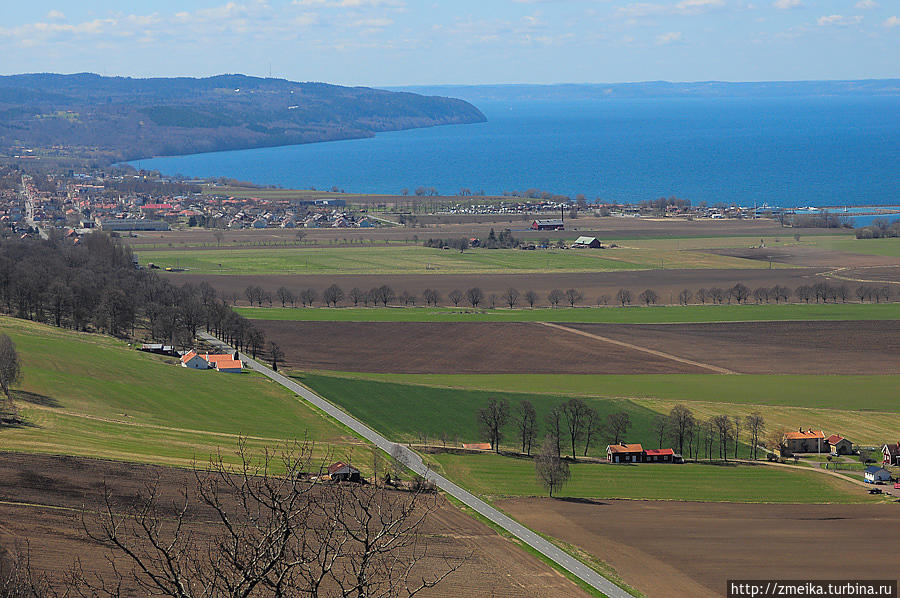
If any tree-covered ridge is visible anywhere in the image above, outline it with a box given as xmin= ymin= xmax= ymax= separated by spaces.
xmin=0 ymin=73 xmax=486 ymax=163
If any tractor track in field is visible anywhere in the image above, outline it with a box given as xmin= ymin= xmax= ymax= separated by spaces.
xmin=536 ymin=322 xmax=737 ymax=374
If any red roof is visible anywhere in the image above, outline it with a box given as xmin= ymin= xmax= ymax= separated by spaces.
xmin=214 ymin=359 xmax=242 ymax=371
xmin=180 ymin=350 xmax=198 ymax=363
xmin=141 ymin=203 xmax=173 ymax=210
xmin=826 ymin=434 xmax=846 ymax=445
xmin=607 ymin=443 xmax=643 ymax=454
xmin=644 ymin=448 xmax=675 ymax=456
xmin=462 ymin=443 xmax=492 ymax=451
xmin=203 ymin=353 xmax=235 ymax=364
xmin=784 ymin=430 xmax=825 ymax=440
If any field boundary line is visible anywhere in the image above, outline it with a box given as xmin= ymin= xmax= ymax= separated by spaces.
xmin=732 ymin=459 xmax=896 ymax=498
xmin=536 ymin=322 xmax=737 ymax=374
xmin=822 ymin=265 xmax=900 ymax=285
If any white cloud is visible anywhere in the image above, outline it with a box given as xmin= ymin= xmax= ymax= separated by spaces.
xmin=618 ymin=0 xmax=725 ymax=18
xmin=656 ymin=30 xmax=684 ymax=44
xmin=293 ymin=0 xmax=403 ymax=6
xmin=772 ymin=0 xmax=802 ymax=10
xmin=855 ymin=0 xmax=878 ymax=9
xmin=45 ymin=10 xmax=66 ymax=21
xmin=817 ymin=14 xmax=862 ymax=26
xmin=884 ymin=16 xmax=900 ymax=27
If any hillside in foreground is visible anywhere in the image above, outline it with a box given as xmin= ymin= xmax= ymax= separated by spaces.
xmin=0 ymin=73 xmax=486 ymax=163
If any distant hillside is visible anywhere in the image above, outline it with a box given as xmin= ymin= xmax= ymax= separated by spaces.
xmin=0 ymin=73 xmax=486 ymax=163
xmin=390 ymin=79 xmax=900 ymax=103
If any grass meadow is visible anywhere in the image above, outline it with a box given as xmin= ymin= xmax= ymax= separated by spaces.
xmin=429 ymin=453 xmax=875 ymax=503
xmin=0 ymin=317 xmax=365 ymax=469
xmin=136 ymin=244 xmax=779 ymax=275
xmin=298 ymin=372 xmax=900 ymax=447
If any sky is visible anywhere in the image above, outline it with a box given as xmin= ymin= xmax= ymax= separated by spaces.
xmin=0 ymin=0 xmax=898 ymax=86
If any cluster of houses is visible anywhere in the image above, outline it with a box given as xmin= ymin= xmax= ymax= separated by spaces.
xmin=780 ymin=429 xmax=853 ymax=455
xmin=180 ymin=350 xmax=243 ymax=373
xmin=606 ymin=443 xmax=680 ymax=464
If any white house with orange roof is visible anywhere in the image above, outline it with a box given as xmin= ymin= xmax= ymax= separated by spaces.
xmin=180 ymin=350 xmax=208 ymax=369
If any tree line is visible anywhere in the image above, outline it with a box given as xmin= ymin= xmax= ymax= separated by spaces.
xmin=237 ymin=281 xmax=894 ymax=310
xmin=473 ymin=399 xmax=768 ymax=496
xmin=0 ymin=233 xmax=268 ymax=359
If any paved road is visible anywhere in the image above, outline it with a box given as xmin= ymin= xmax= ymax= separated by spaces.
xmin=199 ymin=332 xmax=629 ymax=598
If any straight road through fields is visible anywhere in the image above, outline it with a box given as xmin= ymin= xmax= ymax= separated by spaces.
xmin=198 ymin=331 xmax=631 ymax=598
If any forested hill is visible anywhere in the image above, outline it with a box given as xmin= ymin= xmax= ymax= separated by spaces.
xmin=0 ymin=73 xmax=486 ymax=163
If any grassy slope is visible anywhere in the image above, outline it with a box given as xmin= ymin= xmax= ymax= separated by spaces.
xmin=0 ymin=317 xmax=361 ymax=467
xmin=430 ymin=453 xmax=874 ymax=503
xmin=298 ymin=372 xmax=900 ymax=447
xmin=239 ymin=303 xmax=900 ymax=323
xmin=136 ymin=245 xmax=776 ymax=275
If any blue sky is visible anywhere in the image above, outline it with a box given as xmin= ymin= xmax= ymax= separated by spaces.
xmin=1 ymin=0 xmax=897 ymax=85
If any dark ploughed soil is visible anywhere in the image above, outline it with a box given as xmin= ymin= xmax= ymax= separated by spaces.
xmin=569 ymin=320 xmax=900 ymax=374
xmin=704 ymin=246 xmax=900 ymax=268
xmin=252 ymin=321 xmax=706 ymax=374
xmin=0 ymin=453 xmax=588 ymax=598
xmin=253 ymin=320 xmax=898 ymax=375
xmin=498 ymin=497 xmax=900 ymax=598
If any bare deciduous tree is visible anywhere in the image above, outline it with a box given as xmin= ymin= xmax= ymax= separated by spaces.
xmin=564 ymin=289 xmax=583 ymax=308
xmin=638 ymin=289 xmax=658 ymax=306
xmin=514 ymin=400 xmax=538 ymax=456
xmin=547 ymin=289 xmax=563 ymax=308
xmin=745 ymin=412 xmax=766 ymax=460
xmin=465 ymin=288 xmax=483 ymax=308
xmin=0 ymin=333 xmax=22 ymax=415
xmin=534 ymin=437 xmax=571 ymax=498
xmin=606 ymin=411 xmax=631 ymax=445
xmin=268 ymin=341 xmax=284 ymax=371
xmin=62 ymin=441 xmax=467 ymax=598
xmin=448 ymin=289 xmax=463 ymax=307
xmin=503 ymin=288 xmax=520 ymax=309
xmin=615 ymin=289 xmax=632 ymax=307
xmin=678 ymin=289 xmax=693 ymax=305
xmin=323 ymin=284 xmax=344 ymax=308
xmin=544 ymin=406 xmax=564 ymax=458
xmin=524 ymin=290 xmax=538 ymax=308
xmin=478 ymin=398 xmax=509 ymax=453
xmin=562 ymin=399 xmax=589 ymax=460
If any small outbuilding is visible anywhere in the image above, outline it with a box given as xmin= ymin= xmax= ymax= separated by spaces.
xmin=532 ymin=219 xmax=565 ymax=231
xmin=827 ymin=434 xmax=852 ymax=455
xmin=864 ymin=466 xmax=892 ymax=484
xmin=328 ymin=462 xmax=362 ymax=483
xmin=572 ymin=236 xmax=602 ymax=248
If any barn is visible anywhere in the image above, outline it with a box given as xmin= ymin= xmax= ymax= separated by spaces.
xmin=826 ymin=434 xmax=852 ymax=455
xmin=644 ymin=448 xmax=675 ymax=463
xmin=532 ymin=219 xmax=565 ymax=231
xmin=328 ymin=462 xmax=362 ymax=483
xmin=572 ymin=236 xmax=602 ymax=248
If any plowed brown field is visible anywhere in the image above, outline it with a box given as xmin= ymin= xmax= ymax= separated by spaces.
xmin=0 ymin=453 xmax=588 ymax=598
xmin=252 ymin=320 xmax=706 ymax=374
xmin=253 ymin=320 xmax=899 ymax=375
xmin=498 ymin=497 xmax=900 ymax=598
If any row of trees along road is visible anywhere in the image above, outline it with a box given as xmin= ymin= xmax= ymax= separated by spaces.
xmin=239 ymin=281 xmax=893 ymax=309
xmin=476 ymin=399 xmax=768 ymax=496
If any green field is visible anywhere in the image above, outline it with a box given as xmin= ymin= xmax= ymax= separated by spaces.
xmin=239 ymin=302 xmax=900 ymax=323
xmin=430 ymin=453 xmax=874 ymax=503
xmin=0 ymin=317 xmax=363 ymax=468
xmin=297 ymin=372 xmax=900 ymax=447
xmin=136 ymin=245 xmax=779 ymax=275
xmin=297 ymin=373 xmax=669 ymax=456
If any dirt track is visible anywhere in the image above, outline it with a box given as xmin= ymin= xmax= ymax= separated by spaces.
xmin=172 ymin=267 xmax=831 ymax=308
xmin=0 ymin=453 xmax=587 ymax=598
xmin=253 ymin=321 xmax=706 ymax=374
xmin=569 ymin=320 xmax=900 ymax=375
xmin=498 ymin=497 xmax=900 ymax=598
xmin=254 ymin=320 xmax=899 ymax=375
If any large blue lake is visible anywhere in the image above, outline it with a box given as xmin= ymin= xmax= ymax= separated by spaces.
xmin=133 ymin=95 xmax=900 ymax=208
